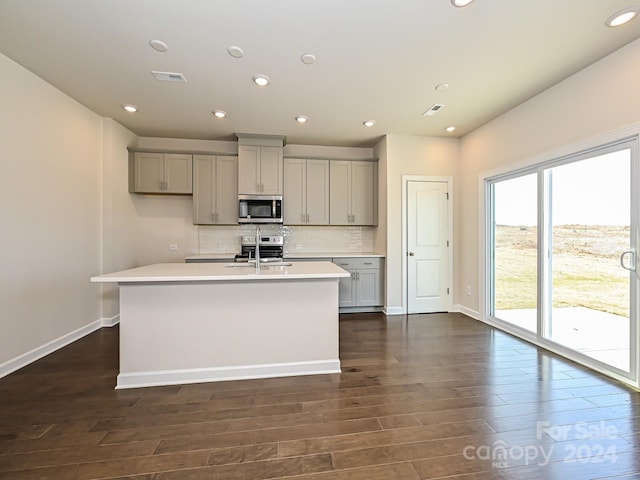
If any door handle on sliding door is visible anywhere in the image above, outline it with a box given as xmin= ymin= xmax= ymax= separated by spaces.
xmin=620 ymin=250 xmax=636 ymax=271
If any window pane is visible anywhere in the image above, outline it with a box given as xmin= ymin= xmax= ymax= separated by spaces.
xmin=492 ymin=173 xmax=538 ymax=332
xmin=544 ymin=150 xmax=631 ymax=372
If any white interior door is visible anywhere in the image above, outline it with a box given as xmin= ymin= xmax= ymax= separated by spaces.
xmin=407 ymin=181 xmax=450 ymax=313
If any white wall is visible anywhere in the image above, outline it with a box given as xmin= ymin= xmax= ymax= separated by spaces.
xmin=378 ymin=134 xmax=460 ymax=313
xmin=459 ymin=38 xmax=640 ymax=317
xmin=0 ymin=53 xmax=103 ymax=369
xmin=100 ymin=119 xmax=139 ymax=318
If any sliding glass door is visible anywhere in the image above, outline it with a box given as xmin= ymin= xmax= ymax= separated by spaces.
xmin=543 ymin=149 xmax=633 ymax=372
xmin=488 ymin=138 xmax=638 ymax=383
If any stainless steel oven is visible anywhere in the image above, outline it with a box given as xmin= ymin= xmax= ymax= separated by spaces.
xmin=238 ymin=195 xmax=283 ymax=224
xmin=234 ymin=235 xmax=284 ymax=262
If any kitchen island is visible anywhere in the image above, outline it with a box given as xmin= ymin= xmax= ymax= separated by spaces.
xmin=91 ymin=261 xmax=349 ymax=389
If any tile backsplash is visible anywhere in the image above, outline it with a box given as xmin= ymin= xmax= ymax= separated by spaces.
xmin=198 ymin=225 xmax=375 ymax=255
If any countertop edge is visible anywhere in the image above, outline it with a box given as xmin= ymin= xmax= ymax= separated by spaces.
xmin=185 ymin=252 xmax=386 ymax=260
xmin=91 ymin=262 xmax=351 ymax=284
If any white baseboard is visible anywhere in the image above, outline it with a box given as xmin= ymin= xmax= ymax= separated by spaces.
xmin=384 ymin=306 xmax=404 ymax=315
xmin=101 ymin=314 xmax=120 ymax=327
xmin=116 ymin=359 xmax=341 ymax=389
xmin=0 ymin=316 xmax=118 ymax=379
xmin=453 ymin=304 xmax=480 ymax=320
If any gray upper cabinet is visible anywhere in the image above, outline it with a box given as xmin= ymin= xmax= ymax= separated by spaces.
xmin=284 ymin=158 xmax=329 ymax=225
xmin=237 ymin=145 xmax=283 ymax=195
xmin=130 ymin=152 xmax=193 ymax=194
xmin=193 ymin=155 xmax=238 ymax=225
xmin=329 ymin=160 xmax=376 ymax=225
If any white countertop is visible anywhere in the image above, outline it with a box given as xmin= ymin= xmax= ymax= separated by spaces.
xmin=91 ymin=261 xmax=350 ymax=284
xmin=184 ymin=252 xmax=385 ymax=261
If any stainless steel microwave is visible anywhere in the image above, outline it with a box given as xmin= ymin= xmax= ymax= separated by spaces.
xmin=238 ymin=195 xmax=283 ymax=223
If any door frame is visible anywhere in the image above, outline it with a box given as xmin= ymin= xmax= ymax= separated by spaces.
xmin=401 ymin=175 xmax=454 ymax=314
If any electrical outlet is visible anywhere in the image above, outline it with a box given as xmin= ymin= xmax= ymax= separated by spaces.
xmin=168 ymin=244 xmax=178 ymax=251
xmin=466 ymin=286 xmax=472 ymax=296
xmin=295 ymin=244 xmax=302 ymax=250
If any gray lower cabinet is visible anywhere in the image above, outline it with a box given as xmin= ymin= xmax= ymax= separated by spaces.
xmin=332 ymin=257 xmax=383 ymax=308
xmin=193 ymin=155 xmax=238 ymax=224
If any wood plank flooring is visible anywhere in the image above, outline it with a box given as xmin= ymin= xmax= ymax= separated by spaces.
xmin=1 ymin=312 xmax=640 ymax=479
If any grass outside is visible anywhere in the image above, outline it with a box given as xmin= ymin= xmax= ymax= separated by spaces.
xmin=495 ymin=225 xmax=629 ymax=317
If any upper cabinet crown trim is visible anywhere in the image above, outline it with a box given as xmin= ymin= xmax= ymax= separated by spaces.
xmin=283 ymin=155 xmax=378 ymax=162
xmin=235 ymin=133 xmax=286 ymax=147
xmin=128 ymin=147 xmax=237 ymax=157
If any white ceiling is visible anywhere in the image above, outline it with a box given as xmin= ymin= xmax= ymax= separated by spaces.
xmin=1 ymin=0 xmax=639 ymax=147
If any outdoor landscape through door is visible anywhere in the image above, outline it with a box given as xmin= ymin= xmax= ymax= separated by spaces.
xmin=542 ymin=148 xmax=634 ymax=373
xmin=407 ymin=180 xmax=450 ymax=313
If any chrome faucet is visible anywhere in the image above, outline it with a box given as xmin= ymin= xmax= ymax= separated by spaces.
xmin=255 ymin=225 xmax=261 ymax=273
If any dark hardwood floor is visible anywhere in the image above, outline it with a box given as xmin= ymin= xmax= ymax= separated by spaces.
xmin=1 ymin=312 xmax=640 ymax=479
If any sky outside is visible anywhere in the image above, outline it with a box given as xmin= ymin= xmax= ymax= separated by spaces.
xmin=494 ymin=149 xmax=631 ymax=226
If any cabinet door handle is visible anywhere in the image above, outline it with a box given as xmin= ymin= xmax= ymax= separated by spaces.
xmin=364 ymin=262 xmax=372 ymax=265
xmin=306 ymin=213 xmax=310 ymax=223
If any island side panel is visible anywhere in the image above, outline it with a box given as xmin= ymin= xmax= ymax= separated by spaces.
xmin=116 ymin=279 xmax=340 ymax=388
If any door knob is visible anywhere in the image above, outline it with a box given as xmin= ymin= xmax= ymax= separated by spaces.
xmin=408 ymin=252 xmax=415 ymax=256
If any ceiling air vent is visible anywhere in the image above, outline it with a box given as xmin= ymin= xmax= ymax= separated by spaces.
xmin=423 ymin=104 xmax=445 ymax=116
xmin=151 ymin=71 xmax=187 ymax=83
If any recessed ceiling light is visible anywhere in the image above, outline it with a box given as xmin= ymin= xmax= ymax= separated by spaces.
xmin=435 ymin=83 xmax=450 ymax=92
xmin=445 ymin=125 xmax=456 ymax=133
xmin=213 ymin=110 xmax=227 ymax=118
xmin=228 ymin=46 xmax=244 ymax=58
xmin=363 ymin=120 xmax=376 ymax=127
xmin=451 ymin=0 xmax=474 ymax=7
xmin=253 ymin=74 xmax=270 ymax=86
xmin=295 ymin=115 xmax=309 ymax=124
xmin=605 ymin=7 xmax=640 ymax=27
xmin=149 ymin=40 xmax=168 ymax=52
xmin=123 ymin=104 xmax=138 ymax=113
xmin=301 ymin=53 xmax=316 ymax=65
